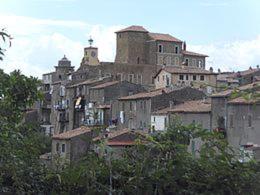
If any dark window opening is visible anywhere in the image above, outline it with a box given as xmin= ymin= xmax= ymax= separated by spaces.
xmin=175 ymin=46 xmax=178 ymax=54
xmin=62 ymin=144 xmax=65 ymax=153
xmin=200 ymin=75 xmax=205 ymax=81
xmin=158 ymin=45 xmax=163 ymax=53
xmin=179 ymin=75 xmax=184 ymax=80
xmin=137 ymin=57 xmax=140 ymax=64
xmin=193 ymin=75 xmax=197 ymax=80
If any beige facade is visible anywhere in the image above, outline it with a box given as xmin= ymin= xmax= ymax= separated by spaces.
xmin=154 ymin=67 xmax=217 ymax=94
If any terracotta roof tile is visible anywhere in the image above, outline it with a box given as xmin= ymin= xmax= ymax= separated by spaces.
xmin=148 ymin=33 xmax=182 ymax=42
xmin=52 ymin=126 xmax=91 ymax=140
xmin=182 ymin=50 xmax=208 ymax=57
xmin=153 ymin=99 xmax=211 ymax=114
xmin=116 ymin=25 xmax=148 ymax=33
xmin=91 ymin=81 xmax=119 ymax=89
xmin=118 ymin=88 xmax=167 ymax=100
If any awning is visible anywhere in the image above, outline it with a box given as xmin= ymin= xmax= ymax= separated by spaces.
xmin=75 ymin=97 xmax=82 ymax=106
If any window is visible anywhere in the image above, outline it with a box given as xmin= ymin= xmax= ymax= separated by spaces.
xmin=200 ymin=75 xmax=205 ymax=81
xmin=163 ymin=75 xmax=165 ymax=81
xmin=56 ymin=143 xmax=59 ymax=152
xmin=140 ymin=101 xmax=143 ymax=109
xmin=193 ymin=75 xmax=197 ymax=81
xmin=143 ymin=101 xmax=146 ymax=111
xmin=229 ymin=114 xmax=234 ymax=128
xmin=62 ymin=144 xmax=65 ymax=153
xmin=137 ymin=57 xmax=140 ymax=64
xmin=164 ymin=117 xmax=167 ymax=127
xmin=185 ymin=58 xmax=189 ymax=66
xmin=130 ymin=102 xmax=132 ymax=111
xmin=117 ymin=73 xmax=123 ymax=81
xmin=186 ymin=75 xmax=189 ymax=80
xmin=198 ymin=60 xmax=203 ymax=68
xmin=59 ymin=75 xmax=62 ymax=80
xmin=157 ymin=76 xmax=160 ymax=82
xmin=158 ymin=44 xmax=163 ymax=53
xmin=175 ymin=46 xmax=179 ymax=54
xmin=248 ymin=115 xmax=252 ymax=127
xmin=128 ymin=74 xmax=134 ymax=83
xmin=153 ymin=117 xmax=156 ymax=122
xmin=166 ymin=76 xmax=170 ymax=86
xmin=122 ymin=102 xmax=125 ymax=110
xmin=179 ymin=75 xmax=184 ymax=80
xmin=137 ymin=74 xmax=142 ymax=84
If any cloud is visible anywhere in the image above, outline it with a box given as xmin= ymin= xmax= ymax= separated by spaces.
xmin=0 ymin=14 xmax=120 ymax=78
xmin=189 ymin=35 xmax=260 ymax=72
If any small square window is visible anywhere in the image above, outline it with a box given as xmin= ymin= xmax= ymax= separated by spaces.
xmin=179 ymin=75 xmax=184 ymax=80
xmin=200 ymin=75 xmax=205 ymax=81
xmin=193 ymin=75 xmax=197 ymax=81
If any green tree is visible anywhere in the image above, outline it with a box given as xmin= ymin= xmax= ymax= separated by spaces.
xmin=0 ymin=29 xmax=11 ymax=60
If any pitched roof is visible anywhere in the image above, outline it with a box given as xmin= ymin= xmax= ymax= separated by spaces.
xmin=156 ymin=66 xmax=216 ymax=77
xmin=228 ymin=96 xmax=260 ymax=105
xmin=229 ymin=68 xmax=260 ymax=78
xmin=182 ymin=50 xmax=208 ymax=57
xmin=118 ymin=88 xmax=167 ymax=100
xmin=67 ymin=77 xmax=109 ymax=88
xmin=211 ymin=81 xmax=260 ymax=97
xmin=152 ymin=99 xmax=211 ymax=115
xmin=148 ymin=33 xmax=182 ymax=43
xmin=52 ymin=126 xmax=91 ymax=140
xmin=91 ymin=81 xmax=119 ymax=89
xmin=93 ymin=129 xmax=147 ymax=146
xmin=116 ymin=25 xmax=148 ymax=33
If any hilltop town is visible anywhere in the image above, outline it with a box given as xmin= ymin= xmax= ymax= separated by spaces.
xmin=26 ymin=25 xmax=260 ymax=164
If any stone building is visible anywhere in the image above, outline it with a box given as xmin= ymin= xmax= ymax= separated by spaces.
xmin=40 ymin=25 xmax=211 ymax=135
xmin=226 ymin=96 xmax=260 ymax=152
xmin=211 ymin=81 xmax=260 ymax=132
xmin=151 ymin=99 xmax=211 ymax=131
xmin=71 ymin=25 xmax=209 ymax=89
xmin=154 ymin=66 xmax=217 ymax=94
xmin=52 ymin=126 xmax=93 ymax=164
xmin=93 ymin=129 xmax=148 ymax=158
xmin=115 ymin=87 xmax=206 ymax=131
xmin=88 ymin=80 xmax=145 ymax=126
xmin=217 ymin=66 xmax=260 ymax=89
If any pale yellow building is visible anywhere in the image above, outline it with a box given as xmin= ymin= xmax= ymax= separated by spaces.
xmin=154 ymin=66 xmax=217 ymax=94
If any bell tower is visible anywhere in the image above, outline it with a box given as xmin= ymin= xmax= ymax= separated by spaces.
xmin=82 ymin=37 xmax=100 ymax=66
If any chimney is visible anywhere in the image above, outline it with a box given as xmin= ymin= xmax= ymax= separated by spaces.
xmin=218 ymin=68 xmax=221 ymax=73
xmin=183 ymin=41 xmax=187 ymax=51
xmin=257 ymin=65 xmax=259 ymax=69
xmin=249 ymin=66 xmax=252 ymax=70
xmin=209 ymin=67 xmax=213 ymax=73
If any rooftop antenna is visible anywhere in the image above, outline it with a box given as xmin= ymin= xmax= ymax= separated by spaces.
xmin=88 ymin=36 xmax=93 ymax=47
